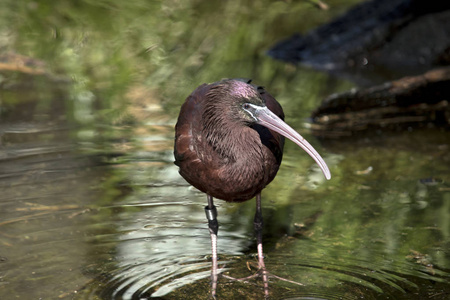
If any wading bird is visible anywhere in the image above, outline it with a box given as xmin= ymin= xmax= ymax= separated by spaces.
xmin=174 ymin=79 xmax=331 ymax=297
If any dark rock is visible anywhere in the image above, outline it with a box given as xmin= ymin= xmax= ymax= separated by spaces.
xmin=268 ymin=0 xmax=450 ymax=85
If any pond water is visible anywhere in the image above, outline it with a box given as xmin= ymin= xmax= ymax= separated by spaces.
xmin=0 ymin=1 xmax=449 ymax=299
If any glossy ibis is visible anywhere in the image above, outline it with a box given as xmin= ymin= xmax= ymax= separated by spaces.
xmin=174 ymin=79 xmax=331 ymax=297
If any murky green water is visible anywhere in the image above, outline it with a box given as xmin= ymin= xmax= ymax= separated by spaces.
xmin=0 ymin=1 xmax=449 ymax=299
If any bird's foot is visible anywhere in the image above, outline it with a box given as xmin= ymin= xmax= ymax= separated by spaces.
xmin=221 ymin=261 xmax=304 ymax=286
xmin=221 ymin=261 xmax=258 ymax=280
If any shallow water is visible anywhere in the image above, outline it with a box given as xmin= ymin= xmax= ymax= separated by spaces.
xmin=0 ymin=1 xmax=449 ymax=299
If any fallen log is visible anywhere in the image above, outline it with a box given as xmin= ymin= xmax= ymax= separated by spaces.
xmin=310 ymin=67 xmax=450 ymax=137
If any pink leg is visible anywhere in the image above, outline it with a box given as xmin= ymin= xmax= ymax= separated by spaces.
xmin=205 ymin=195 xmax=219 ymax=298
xmin=210 ymin=230 xmax=218 ymax=297
xmin=222 ymin=193 xmax=304 ymax=293
xmin=254 ymin=193 xmax=269 ymax=296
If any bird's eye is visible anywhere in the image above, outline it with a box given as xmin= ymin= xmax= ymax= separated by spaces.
xmin=243 ymin=103 xmax=250 ymax=110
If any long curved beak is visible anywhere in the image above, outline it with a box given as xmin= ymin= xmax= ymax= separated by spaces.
xmin=248 ymin=104 xmax=331 ymax=180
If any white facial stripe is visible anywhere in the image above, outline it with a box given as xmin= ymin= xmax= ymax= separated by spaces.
xmin=243 ymin=103 xmax=265 ymax=121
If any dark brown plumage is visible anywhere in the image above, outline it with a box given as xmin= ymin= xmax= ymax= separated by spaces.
xmin=174 ymin=79 xmax=330 ymax=297
xmin=175 ymin=79 xmax=286 ymax=202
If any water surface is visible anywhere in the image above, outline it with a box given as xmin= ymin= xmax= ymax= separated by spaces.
xmin=0 ymin=1 xmax=449 ymax=299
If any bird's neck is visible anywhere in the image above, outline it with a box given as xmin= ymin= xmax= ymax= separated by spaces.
xmin=202 ymin=112 xmax=261 ymax=162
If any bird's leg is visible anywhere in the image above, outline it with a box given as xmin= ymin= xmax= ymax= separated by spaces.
xmin=222 ymin=195 xmax=305 ymax=294
xmin=205 ymin=194 xmax=219 ymax=298
xmin=254 ymin=193 xmax=269 ymax=296
xmin=222 ymin=193 xmax=270 ymax=293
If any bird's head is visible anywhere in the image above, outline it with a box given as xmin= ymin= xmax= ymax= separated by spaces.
xmin=205 ymin=79 xmax=331 ymax=180
xmin=205 ymin=79 xmax=266 ymax=125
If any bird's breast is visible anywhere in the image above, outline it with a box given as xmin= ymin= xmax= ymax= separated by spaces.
xmin=179 ymin=126 xmax=281 ymax=202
